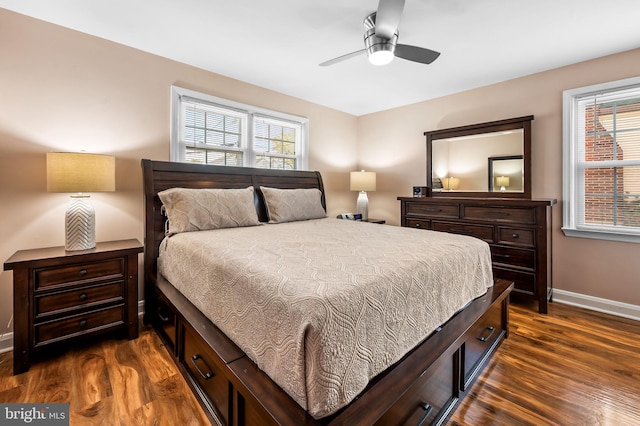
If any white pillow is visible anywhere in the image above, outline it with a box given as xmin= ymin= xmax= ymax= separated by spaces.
xmin=158 ymin=187 xmax=260 ymax=235
xmin=260 ymin=187 xmax=327 ymax=223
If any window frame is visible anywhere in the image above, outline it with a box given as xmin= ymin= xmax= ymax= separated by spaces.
xmin=562 ymin=75 xmax=640 ymax=244
xmin=170 ymin=86 xmax=308 ymax=170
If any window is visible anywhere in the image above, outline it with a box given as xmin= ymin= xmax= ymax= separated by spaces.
xmin=171 ymin=86 xmax=308 ymax=170
xmin=562 ymin=76 xmax=640 ymax=243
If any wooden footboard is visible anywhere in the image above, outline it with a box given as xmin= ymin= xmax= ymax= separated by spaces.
xmin=147 ymin=275 xmax=512 ymax=425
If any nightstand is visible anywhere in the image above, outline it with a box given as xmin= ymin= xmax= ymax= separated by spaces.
xmin=364 ymin=218 xmax=386 ymax=224
xmin=4 ymin=239 xmax=143 ymax=375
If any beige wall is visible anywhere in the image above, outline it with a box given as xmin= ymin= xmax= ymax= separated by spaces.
xmin=1 ymin=9 xmax=639 ymax=342
xmin=0 ymin=9 xmax=358 ymax=338
xmin=358 ymin=48 xmax=640 ymax=306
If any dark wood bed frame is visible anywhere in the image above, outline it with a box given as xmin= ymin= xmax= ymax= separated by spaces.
xmin=141 ymin=159 xmax=513 ymax=426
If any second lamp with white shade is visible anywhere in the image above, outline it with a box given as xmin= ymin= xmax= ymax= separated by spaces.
xmin=350 ymin=170 xmax=376 ymax=221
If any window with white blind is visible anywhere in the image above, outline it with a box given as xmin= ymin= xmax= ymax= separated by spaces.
xmin=562 ymin=76 xmax=640 ymax=243
xmin=170 ymin=86 xmax=308 ymax=170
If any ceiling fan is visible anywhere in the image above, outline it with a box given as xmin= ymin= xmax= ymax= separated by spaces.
xmin=319 ymin=0 xmax=440 ymax=67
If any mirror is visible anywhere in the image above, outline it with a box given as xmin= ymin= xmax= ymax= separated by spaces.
xmin=425 ymin=116 xmax=533 ymax=198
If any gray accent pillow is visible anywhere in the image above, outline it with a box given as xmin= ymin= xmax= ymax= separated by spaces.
xmin=261 ymin=186 xmax=327 ymax=223
xmin=158 ymin=187 xmax=260 ymax=235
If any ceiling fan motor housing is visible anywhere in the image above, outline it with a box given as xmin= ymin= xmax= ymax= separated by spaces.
xmin=364 ymin=13 xmax=398 ymax=64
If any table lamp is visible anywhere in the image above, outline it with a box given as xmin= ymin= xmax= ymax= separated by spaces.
xmin=350 ymin=170 xmax=376 ymax=221
xmin=496 ymin=176 xmax=510 ymax=192
xmin=47 ymin=152 xmax=115 ymax=251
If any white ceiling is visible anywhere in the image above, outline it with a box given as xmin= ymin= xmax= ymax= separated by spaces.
xmin=2 ymin=0 xmax=640 ymax=116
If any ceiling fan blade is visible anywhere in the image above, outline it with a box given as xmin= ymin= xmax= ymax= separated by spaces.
xmin=319 ymin=49 xmax=366 ymax=67
xmin=395 ymin=44 xmax=441 ymax=64
xmin=375 ymin=0 xmax=405 ymax=39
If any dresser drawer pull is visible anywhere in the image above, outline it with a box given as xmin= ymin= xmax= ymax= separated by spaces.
xmin=79 ymin=293 xmax=88 ymax=301
xmin=417 ymin=403 xmax=433 ymax=426
xmin=494 ymin=253 xmax=511 ymax=259
xmin=477 ymin=326 xmax=495 ymax=342
xmin=157 ymin=311 xmax=170 ymax=323
xmin=79 ymin=319 xmax=88 ymax=328
xmin=78 ymin=269 xmax=88 ymax=277
xmin=512 ymin=233 xmax=519 ymax=239
xmin=191 ymin=354 xmax=214 ymax=380
xmin=413 ymin=223 xmax=423 ymax=228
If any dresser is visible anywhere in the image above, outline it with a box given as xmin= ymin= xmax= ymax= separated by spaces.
xmin=398 ymin=197 xmax=555 ymax=313
xmin=4 ymin=239 xmax=143 ymax=374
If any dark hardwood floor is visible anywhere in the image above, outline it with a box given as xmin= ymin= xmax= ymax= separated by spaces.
xmin=1 ymin=300 xmax=639 ymax=425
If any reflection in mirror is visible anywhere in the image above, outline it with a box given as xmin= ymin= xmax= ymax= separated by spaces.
xmin=488 ymin=155 xmax=524 ymax=192
xmin=432 ymin=129 xmax=524 ymax=192
xmin=425 ymin=115 xmax=533 ymax=198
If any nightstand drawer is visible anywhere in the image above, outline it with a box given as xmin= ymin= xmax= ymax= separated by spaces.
xmin=35 ymin=305 xmax=125 ymax=346
xmin=35 ymin=281 xmax=124 ymax=318
xmin=433 ymin=221 xmax=494 ymax=243
xmin=36 ymin=258 xmax=124 ymax=289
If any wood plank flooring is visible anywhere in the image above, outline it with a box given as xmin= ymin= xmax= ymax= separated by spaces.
xmin=1 ymin=300 xmax=639 ymax=425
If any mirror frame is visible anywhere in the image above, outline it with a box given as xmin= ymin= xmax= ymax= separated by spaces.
xmin=425 ymin=115 xmax=533 ymax=199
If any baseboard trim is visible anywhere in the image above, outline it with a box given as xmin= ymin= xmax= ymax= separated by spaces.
xmin=553 ymin=289 xmax=640 ymax=322
xmin=0 ymin=301 xmax=147 ymax=355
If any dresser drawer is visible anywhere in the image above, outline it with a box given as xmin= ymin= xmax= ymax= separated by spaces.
xmin=35 ymin=258 xmax=124 ymax=290
xmin=433 ymin=221 xmax=494 ymax=243
xmin=375 ymin=351 xmax=457 ymax=425
xmin=182 ymin=325 xmax=230 ymax=424
xmin=491 ymin=246 xmax=535 ymax=269
xmin=35 ymin=281 xmax=124 ymax=318
xmin=497 ymin=227 xmax=535 ymax=247
xmin=406 ymin=202 xmax=459 ymax=219
xmin=462 ymin=301 xmax=505 ymax=390
xmin=493 ymin=268 xmax=536 ymax=295
xmin=462 ymin=206 xmax=535 ymax=224
xmin=35 ymin=305 xmax=125 ymax=346
xmin=406 ymin=218 xmax=432 ymax=230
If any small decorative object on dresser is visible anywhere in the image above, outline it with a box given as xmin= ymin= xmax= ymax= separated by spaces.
xmin=3 ymin=239 xmax=143 ymax=374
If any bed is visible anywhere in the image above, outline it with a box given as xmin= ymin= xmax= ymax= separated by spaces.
xmin=141 ymin=159 xmax=513 ymax=425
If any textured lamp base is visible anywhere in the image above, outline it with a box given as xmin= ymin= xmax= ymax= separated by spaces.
xmin=65 ymin=195 xmax=96 ymax=251
xmin=356 ymin=191 xmax=369 ymax=221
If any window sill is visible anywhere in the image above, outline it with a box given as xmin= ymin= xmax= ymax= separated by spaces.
xmin=562 ymin=227 xmax=640 ymax=244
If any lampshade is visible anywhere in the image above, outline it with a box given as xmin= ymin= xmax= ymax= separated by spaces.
xmin=350 ymin=170 xmax=377 ymax=192
xmin=47 ymin=152 xmax=115 ymax=251
xmin=47 ymin=152 xmax=115 ymax=193
xmin=496 ymin=176 xmax=510 ymax=187
xmin=442 ymin=177 xmax=460 ymax=190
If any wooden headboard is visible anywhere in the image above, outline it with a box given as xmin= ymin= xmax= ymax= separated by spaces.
xmin=141 ymin=159 xmax=326 ymax=283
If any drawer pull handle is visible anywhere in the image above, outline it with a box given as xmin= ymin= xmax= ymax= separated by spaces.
xmin=79 ymin=293 xmax=88 ymax=300
xmin=79 ymin=319 xmax=88 ymax=328
xmin=494 ymin=254 xmax=511 ymax=259
xmin=414 ymin=223 xmax=422 ymax=228
xmin=78 ymin=269 xmax=88 ymax=276
xmin=478 ymin=326 xmax=495 ymax=342
xmin=191 ymin=354 xmax=214 ymax=380
xmin=512 ymin=233 xmax=519 ymax=239
xmin=416 ymin=402 xmax=433 ymax=426
xmin=157 ymin=311 xmax=170 ymax=323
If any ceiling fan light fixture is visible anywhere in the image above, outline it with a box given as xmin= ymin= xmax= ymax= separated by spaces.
xmin=369 ymin=50 xmax=394 ymax=66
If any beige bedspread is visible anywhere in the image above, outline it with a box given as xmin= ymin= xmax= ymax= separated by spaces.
xmin=158 ymin=218 xmax=493 ymax=418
